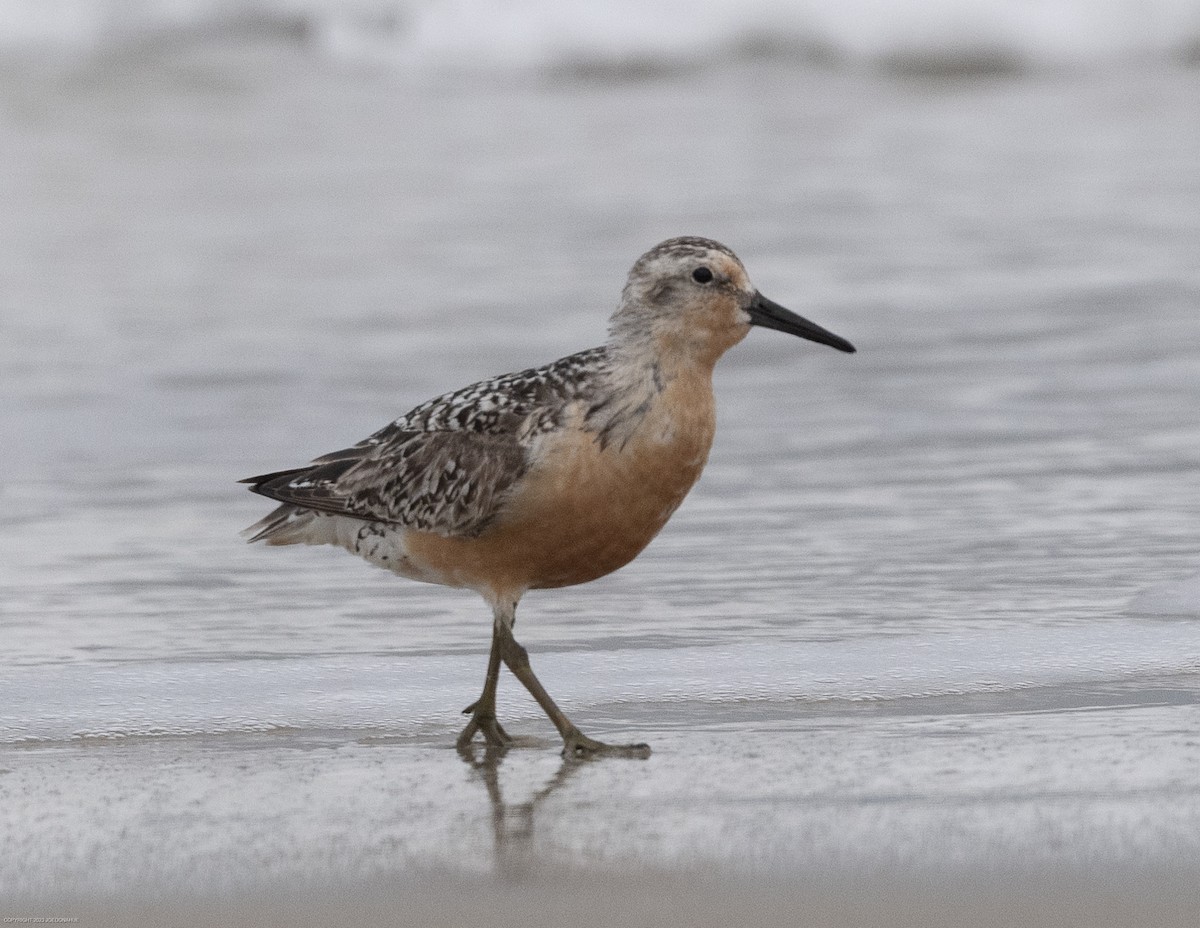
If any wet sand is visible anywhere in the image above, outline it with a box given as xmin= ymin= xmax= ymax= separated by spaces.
xmin=42 ymin=868 xmax=1200 ymax=928
xmin=6 ymin=685 xmax=1200 ymax=925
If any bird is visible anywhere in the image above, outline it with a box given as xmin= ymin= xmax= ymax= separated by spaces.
xmin=241 ymin=236 xmax=855 ymax=759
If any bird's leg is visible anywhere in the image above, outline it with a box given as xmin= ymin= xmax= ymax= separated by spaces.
xmin=457 ymin=620 xmax=512 ymax=750
xmin=493 ymin=602 xmax=650 ymax=761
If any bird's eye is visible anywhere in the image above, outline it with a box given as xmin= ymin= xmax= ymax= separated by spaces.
xmin=691 ymin=266 xmax=714 ymax=284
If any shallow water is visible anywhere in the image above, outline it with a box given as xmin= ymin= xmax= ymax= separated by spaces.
xmin=2 ymin=23 xmax=1200 ymax=914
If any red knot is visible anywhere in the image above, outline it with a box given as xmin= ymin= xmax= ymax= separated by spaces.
xmin=242 ymin=236 xmax=855 ymax=759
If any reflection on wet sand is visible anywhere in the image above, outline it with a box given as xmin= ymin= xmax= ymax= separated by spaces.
xmin=458 ymin=741 xmax=586 ymax=879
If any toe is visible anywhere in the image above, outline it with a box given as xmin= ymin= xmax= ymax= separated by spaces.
xmin=561 ymin=729 xmax=651 ymax=760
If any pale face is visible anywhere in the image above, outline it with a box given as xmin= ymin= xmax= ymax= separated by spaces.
xmin=619 ymin=239 xmax=757 ymax=367
xmin=661 ymin=248 xmax=757 ymax=362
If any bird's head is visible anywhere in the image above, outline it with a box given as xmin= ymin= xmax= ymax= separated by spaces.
xmin=610 ymin=236 xmax=855 ymax=370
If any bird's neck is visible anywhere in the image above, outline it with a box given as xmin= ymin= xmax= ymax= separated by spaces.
xmin=586 ymin=338 xmax=718 ymax=452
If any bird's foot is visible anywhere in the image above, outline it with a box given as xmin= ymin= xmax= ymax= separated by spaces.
xmin=457 ymin=700 xmax=513 ymax=750
xmin=561 ymin=727 xmax=651 ymax=761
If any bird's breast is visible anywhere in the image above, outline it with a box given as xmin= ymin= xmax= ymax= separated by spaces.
xmin=402 ymin=371 xmax=717 ymax=599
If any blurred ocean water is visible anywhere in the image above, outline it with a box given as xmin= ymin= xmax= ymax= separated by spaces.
xmin=1 ymin=0 xmax=1200 ymax=903
xmin=1 ymin=0 xmax=1199 ymax=70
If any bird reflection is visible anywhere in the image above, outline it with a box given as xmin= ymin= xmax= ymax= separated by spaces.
xmin=457 ymin=741 xmax=584 ymax=879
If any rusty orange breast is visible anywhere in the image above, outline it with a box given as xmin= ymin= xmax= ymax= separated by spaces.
xmin=403 ymin=370 xmax=716 ymax=600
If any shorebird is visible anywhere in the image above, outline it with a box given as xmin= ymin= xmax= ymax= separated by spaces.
xmin=242 ymin=237 xmax=855 ymax=758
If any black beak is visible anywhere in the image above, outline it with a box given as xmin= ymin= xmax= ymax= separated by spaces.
xmin=748 ymin=292 xmax=856 ymax=353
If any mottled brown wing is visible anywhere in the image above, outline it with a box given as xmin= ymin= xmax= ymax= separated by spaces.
xmin=242 ymin=345 xmax=612 ymax=538
xmin=241 ymin=428 xmax=528 ymax=538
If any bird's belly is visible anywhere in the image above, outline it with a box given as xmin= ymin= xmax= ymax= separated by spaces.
xmin=403 ymin=420 xmax=712 ymax=598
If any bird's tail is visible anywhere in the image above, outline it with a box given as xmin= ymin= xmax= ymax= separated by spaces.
xmin=241 ymin=503 xmax=322 ymax=545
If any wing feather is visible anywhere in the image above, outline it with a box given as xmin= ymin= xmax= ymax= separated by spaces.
xmin=243 ymin=430 xmax=527 ymax=537
xmin=242 ymin=346 xmax=611 ymax=539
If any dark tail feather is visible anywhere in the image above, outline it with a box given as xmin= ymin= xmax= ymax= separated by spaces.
xmin=240 ymin=467 xmax=314 ymax=494
xmin=240 ymin=467 xmax=324 ymax=544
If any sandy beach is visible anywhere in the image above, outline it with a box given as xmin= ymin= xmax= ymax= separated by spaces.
xmin=8 ymin=681 xmax=1200 ymax=923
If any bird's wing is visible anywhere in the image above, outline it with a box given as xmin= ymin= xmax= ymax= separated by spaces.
xmin=242 ymin=428 xmax=527 ymax=536
xmin=242 ymin=346 xmax=610 ymax=538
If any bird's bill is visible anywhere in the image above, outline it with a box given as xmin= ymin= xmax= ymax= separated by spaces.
xmin=748 ymin=292 xmax=856 ymax=354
